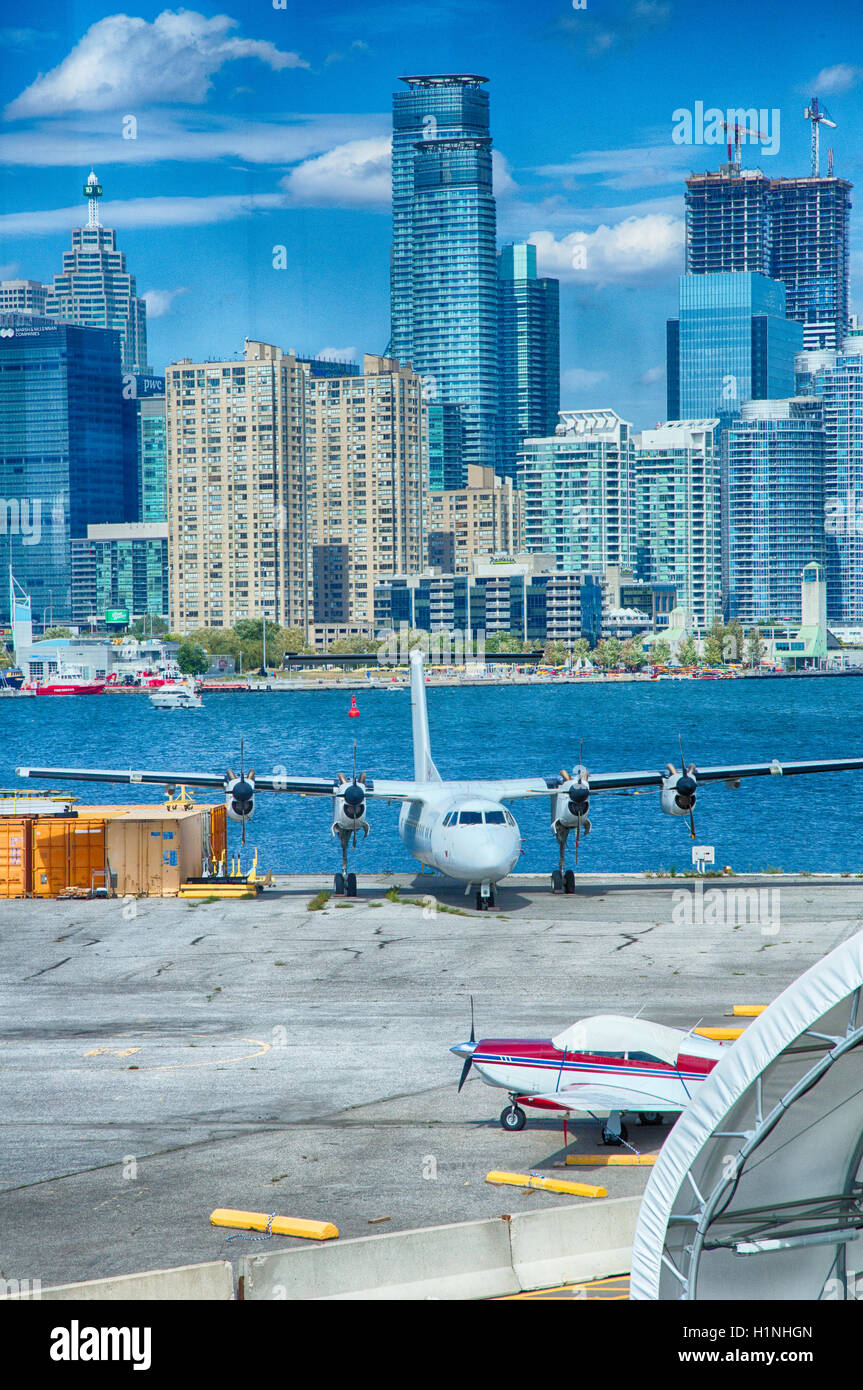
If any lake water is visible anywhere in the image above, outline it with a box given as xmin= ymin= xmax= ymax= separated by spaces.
xmin=2 ymin=677 xmax=862 ymax=875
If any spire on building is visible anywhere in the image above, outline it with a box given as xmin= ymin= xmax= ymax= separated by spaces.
xmin=83 ymin=170 xmax=103 ymax=229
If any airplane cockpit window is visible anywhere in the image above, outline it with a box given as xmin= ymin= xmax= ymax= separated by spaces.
xmin=504 ymin=811 xmax=516 ymax=826
xmin=627 ymin=1051 xmax=665 ymax=1063
xmin=484 ymin=811 xmax=506 ymax=824
xmin=458 ymin=811 xmax=483 ymax=825
xmin=442 ymin=812 xmax=454 ymax=825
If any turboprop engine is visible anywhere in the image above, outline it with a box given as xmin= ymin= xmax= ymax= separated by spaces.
xmin=225 ymin=768 xmax=255 ymax=824
xmin=552 ymin=768 xmax=591 ymax=835
xmin=661 ymin=762 xmax=697 ymax=837
xmin=332 ymin=771 xmax=370 ymax=840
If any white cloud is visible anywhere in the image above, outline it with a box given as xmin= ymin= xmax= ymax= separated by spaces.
xmin=0 ymin=111 xmax=388 ymax=168
xmin=537 ymin=143 xmax=696 ymax=192
xmin=492 ymin=150 xmax=516 ymax=198
xmin=0 ymin=192 xmax=286 ymax=236
xmin=640 ymin=364 xmax=665 ymax=385
xmin=6 ymin=9 xmax=308 ymax=119
xmin=806 ymin=65 xmax=863 ymax=95
xmin=281 ymin=136 xmax=392 ymax=209
xmin=143 ymin=287 xmax=187 ymax=318
xmin=529 ymin=214 xmax=684 ymax=286
xmin=0 ymin=261 xmax=21 ymax=279
xmin=315 ymin=346 xmax=358 ymax=362
xmin=562 ymin=368 xmax=608 ymax=393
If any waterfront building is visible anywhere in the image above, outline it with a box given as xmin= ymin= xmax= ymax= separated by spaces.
xmin=496 ymin=242 xmax=559 ymax=481
xmin=796 ymin=334 xmax=863 ymax=622
xmin=45 ymin=173 xmax=149 ymax=375
xmin=391 ymin=74 xmax=498 ymax=477
xmin=0 ymin=314 xmax=137 ymax=625
xmin=685 ymin=168 xmax=773 ymax=276
xmin=426 ymin=401 xmax=466 ymax=492
xmin=633 ymin=419 xmax=721 ymax=629
xmin=669 ymin=272 xmax=802 ymax=423
xmin=304 ymin=354 xmax=425 ymax=643
xmin=136 ymin=383 xmax=167 ymax=523
xmin=518 ymin=409 xmax=633 ymax=574
xmin=725 ymin=398 xmax=825 ymax=625
xmin=0 ymin=279 xmax=49 ymax=315
xmin=425 ymin=464 xmax=523 ymax=573
xmin=164 ymin=340 xmax=307 ymax=633
xmin=71 ymin=522 xmax=170 ymax=628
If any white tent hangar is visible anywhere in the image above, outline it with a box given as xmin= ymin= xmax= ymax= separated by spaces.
xmin=630 ymin=931 xmax=863 ymax=1300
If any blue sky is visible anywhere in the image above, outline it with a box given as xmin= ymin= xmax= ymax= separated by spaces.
xmin=0 ymin=0 xmax=861 ymax=426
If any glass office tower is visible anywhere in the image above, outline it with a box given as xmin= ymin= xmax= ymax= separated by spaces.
xmin=670 ymin=272 xmax=803 ymax=424
xmin=0 ymin=315 xmax=137 ymax=623
xmin=725 ymin=399 xmax=825 ymax=624
xmin=496 ymin=242 xmax=560 ymax=482
xmin=391 ymin=75 xmax=498 ymax=478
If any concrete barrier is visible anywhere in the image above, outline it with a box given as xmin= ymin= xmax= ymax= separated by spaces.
xmin=1 ymin=1261 xmax=234 ymax=1301
xmin=508 ymin=1196 xmax=640 ymax=1291
xmin=242 ymin=1198 xmax=641 ymax=1300
xmin=242 ymin=1216 xmax=519 ymax=1301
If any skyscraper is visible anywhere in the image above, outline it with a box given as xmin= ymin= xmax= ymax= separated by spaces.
xmin=390 ymin=75 xmax=498 ymax=478
xmin=0 ymin=315 xmax=137 ymax=624
xmin=669 ymin=272 xmax=803 ymax=424
xmin=683 ymin=167 xmax=852 ymax=352
xmin=45 ymin=172 xmax=149 ymax=375
xmin=725 ymin=398 xmax=825 ymax=624
xmin=634 ymin=419 xmax=722 ymax=630
xmin=518 ymin=410 xmax=633 ymax=574
xmin=497 ymin=242 xmax=560 ymax=481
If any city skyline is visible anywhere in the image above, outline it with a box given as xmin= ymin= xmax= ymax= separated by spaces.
xmin=1 ymin=0 xmax=861 ymax=428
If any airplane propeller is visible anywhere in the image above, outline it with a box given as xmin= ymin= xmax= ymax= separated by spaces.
xmin=677 ymin=735 xmax=697 ymax=841
xmin=339 ymin=743 xmax=367 ymax=848
xmin=454 ymin=996 xmax=477 ymax=1093
xmin=226 ymin=738 xmax=256 ymax=845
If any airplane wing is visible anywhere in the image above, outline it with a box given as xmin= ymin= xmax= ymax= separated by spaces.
xmin=15 ymin=764 xmax=432 ymax=803
xmin=532 ymin=1083 xmax=686 ymax=1116
xmin=583 ymin=757 xmax=863 ymax=792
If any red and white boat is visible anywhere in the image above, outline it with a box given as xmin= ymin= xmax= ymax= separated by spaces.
xmin=25 ymin=677 xmax=107 ymax=696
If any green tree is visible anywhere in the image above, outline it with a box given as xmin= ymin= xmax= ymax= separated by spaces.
xmin=128 ymin=615 xmax=168 ymax=638
xmin=572 ymin=637 xmax=591 ymax=661
xmin=177 ymin=641 xmax=209 ymax=675
xmin=620 ymin=637 xmax=645 ymax=670
xmin=42 ymin=626 xmax=74 ymax=641
xmin=485 ymin=632 xmax=529 ymax=654
xmin=677 ymin=636 xmax=700 ymax=666
xmin=724 ymin=617 xmax=745 ymax=665
xmin=702 ymin=619 xmax=726 ymax=666
xmin=745 ymin=627 xmax=766 ymax=667
xmin=594 ymin=637 xmax=622 ymax=670
xmin=650 ymin=639 xmax=671 ymax=665
xmin=544 ymin=640 xmax=569 ymax=666
xmin=327 ymin=635 xmax=380 ymax=655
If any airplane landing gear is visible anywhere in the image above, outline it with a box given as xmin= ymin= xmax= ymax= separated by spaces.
xmin=600 ymin=1111 xmax=628 ymax=1146
xmin=333 ymin=832 xmax=358 ymax=896
xmin=551 ymin=869 xmax=563 ymax=892
xmin=475 ymin=883 xmax=495 ymax=911
xmin=500 ymin=1103 xmax=526 ymax=1131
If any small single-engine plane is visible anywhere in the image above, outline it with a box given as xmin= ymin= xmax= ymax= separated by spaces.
xmin=450 ymin=1010 xmax=724 ymax=1144
xmin=16 ymin=648 xmax=863 ymax=909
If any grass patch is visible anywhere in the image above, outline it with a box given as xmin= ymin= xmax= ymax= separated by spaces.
xmin=384 ymin=886 xmax=472 ymax=917
xmin=307 ymin=889 xmax=332 ymax=912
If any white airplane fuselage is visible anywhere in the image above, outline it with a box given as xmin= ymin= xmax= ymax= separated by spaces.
xmin=398 ymin=788 xmax=522 ymax=889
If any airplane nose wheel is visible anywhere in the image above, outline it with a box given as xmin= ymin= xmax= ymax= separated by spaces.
xmin=600 ymin=1121 xmax=628 ymax=1146
xmin=500 ymin=1104 xmax=526 ymax=1132
xmin=551 ymin=869 xmax=563 ymax=892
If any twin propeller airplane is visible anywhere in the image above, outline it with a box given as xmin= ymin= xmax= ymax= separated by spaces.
xmin=17 ymin=649 xmax=863 ymax=910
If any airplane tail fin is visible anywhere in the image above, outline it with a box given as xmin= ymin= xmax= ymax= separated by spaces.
xmin=410 ymin=650 xmax=441 ymax=782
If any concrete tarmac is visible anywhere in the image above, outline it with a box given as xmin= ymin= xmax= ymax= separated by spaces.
xmin=1 ymin=873 xmax=860 ymax=1291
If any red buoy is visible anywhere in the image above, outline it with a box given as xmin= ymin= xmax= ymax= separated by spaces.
xmin=348 ymin=693 xmax=360 ymax=718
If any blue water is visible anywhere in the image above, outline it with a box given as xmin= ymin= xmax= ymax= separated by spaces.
xmin=2 ymin=677 xmax=863 ymax=874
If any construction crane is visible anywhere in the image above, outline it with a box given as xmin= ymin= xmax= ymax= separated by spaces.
xmin=721 ymin=118 xmax=769 ymax=169
xmin=804 ymin=96 xmax=837 ymax=177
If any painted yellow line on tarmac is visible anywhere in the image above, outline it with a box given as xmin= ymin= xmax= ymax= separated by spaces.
xmin=486 ymin=1170 xmax=606 ymax=1197
xmin=732 ymin=1004 xmax=766 ymax=1016
xmin=565 ymin=1153 xmax=656 ymax=1166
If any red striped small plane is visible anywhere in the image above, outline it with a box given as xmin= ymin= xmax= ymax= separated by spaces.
xmin=451 ymin=1011 xmax=724 ymax=1144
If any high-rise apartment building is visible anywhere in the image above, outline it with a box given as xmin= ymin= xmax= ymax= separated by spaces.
xmin=425 ymin=464 xmax=524 ymax=573
xmin=45 ymin=173 xmax=149 ymax=375
xmin=0 ymin=315 xmax=137 ymax=624
xmin=390 ymin=75 xmax=498 ymax=478
xmin=797 ymin=334 xmax=863 ymax=621
xmin=165 ymin=340 xmax=307 ymax=633
xmin=137 ymin=385 xmax=167 ymax=523
xmin=518 ymin=410 xmax=633 ymax=574
xmin=669 ymin=272 xmax=803 ymax=423
xmin=304 ymin=354 xmax=425 ymax=642
xmin=0 ymin=280 xmax=49 ymax=315
xmin=633 ymin=419 xmax=721 ymax=629
xmin=496 ymin=242 xmax=560 ymax=482
xmin=684 ymin=167 xmax=852 ymax=352
xmin=725 ymin=398 xmax=825 ymax=624
xmin=71 ymin=522 xmax=169 ymax=628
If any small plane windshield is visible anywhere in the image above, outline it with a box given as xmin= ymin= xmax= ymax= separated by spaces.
xmin=484 ymin=811 xmax=506 ymax=823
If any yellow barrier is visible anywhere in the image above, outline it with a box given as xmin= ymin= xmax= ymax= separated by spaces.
xmin=210 ymin=1209 xmax=338 ymax=1241
xmin=485 ymin=1171 xmax=606 ymax=1198
xmin=732 ymin=1004 xmax=766 ymax=1017
xmin=565 ymin=1154 xmax=656 ymax=1166
xmin=695 ymin=1026 xmax=745 ymax=1040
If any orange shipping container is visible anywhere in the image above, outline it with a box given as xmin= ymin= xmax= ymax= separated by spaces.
xmin=0 ymin=818 xmax=33 ymax=898
xmin=105 ymin=809 xmax=207 ymax=896
xmin=209 ymin=804 xmax=227 ymax=870
xmin=31 ymin=819 xmax=108 ymax=896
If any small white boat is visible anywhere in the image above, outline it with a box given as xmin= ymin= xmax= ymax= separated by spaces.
xmin=149 ymin=680 xmax=202 ymax=710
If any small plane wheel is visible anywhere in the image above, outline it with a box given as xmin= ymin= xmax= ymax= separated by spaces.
xmin=601 ymin=1122 xmax=629 ymax=1146
xmin=476 ymin=891 xmax=485 ymax=911
xmin=334 ymin=873 xmax=345 ymax=895
xmin=638 ymin=1111 xmax=662 ymax=1126
xmin=488 ymin=888 xmax=495 ymax=907
xmin=551 ymin=869 xmax=563 ymax=893
xmin=346 ymin=872 xmax=357 ymax=897
xmin=500 ymin=1105 xmax=526 ymax=1132
xmin=564 ymin=869 xmax=576 ymax=894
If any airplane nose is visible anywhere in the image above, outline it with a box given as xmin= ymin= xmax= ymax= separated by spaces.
xmin=450 ymin=1041 xmax=476 ymax=1059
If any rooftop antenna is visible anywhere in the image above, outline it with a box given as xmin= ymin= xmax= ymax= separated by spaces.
xmin=804 ymin=97 xmax=837 ymax=177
